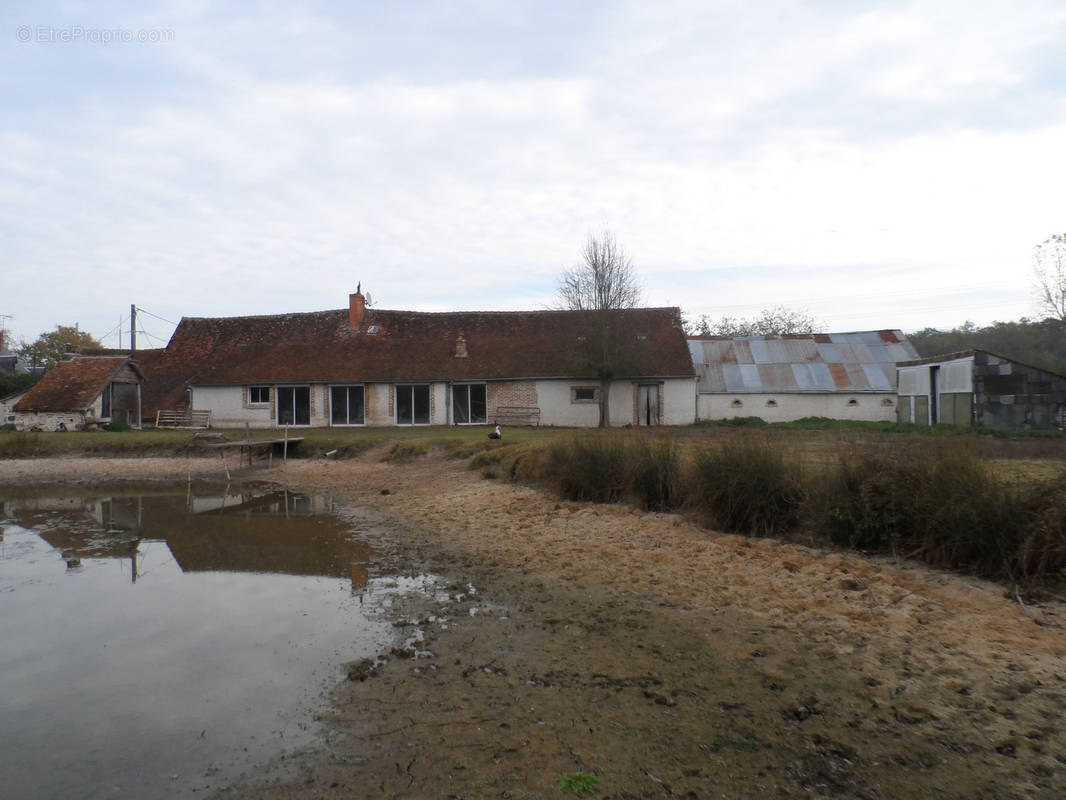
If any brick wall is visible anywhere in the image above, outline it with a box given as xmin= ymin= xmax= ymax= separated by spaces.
xmin=488 ymin=380 xmax=538 ymax=412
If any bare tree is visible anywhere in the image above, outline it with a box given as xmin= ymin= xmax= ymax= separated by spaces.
xmin=558 ymin=230 xmax=642 ymax=427
xmin=1034 ymin=233 xmax=1066 ymax=322
xmin=687 ymin=306 xmax=823 ymax=337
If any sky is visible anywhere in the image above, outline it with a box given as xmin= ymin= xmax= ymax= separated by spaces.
xmin=2 ymin=0 xmax=1065 ymax=350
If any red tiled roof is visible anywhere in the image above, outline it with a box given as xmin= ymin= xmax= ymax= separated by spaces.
xmin=159 ymin=306 xmax=694 ymax=388
xmin=14 ymin=357 xmax=141 ymax=413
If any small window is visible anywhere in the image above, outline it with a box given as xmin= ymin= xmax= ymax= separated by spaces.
xmin=765 ymin=399 xmax=777 ymax=407
xmin=249 ymin=386 xmax=270 ymax=405
xmin=847 ymin=398 xmax=859 ymax=406
xmin=881 ymin=398 xmax=895 ymax=406
xmin=367 ymin=325 xmax=380 ymax=335
xmin=731 ymin=399 xmax=743 ymax=408
xmin=571 ymin=386 xmax=599 ymax=403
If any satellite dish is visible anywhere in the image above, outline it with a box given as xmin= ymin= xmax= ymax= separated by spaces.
xmin=364 ymin=292 xmax=373 ymax=307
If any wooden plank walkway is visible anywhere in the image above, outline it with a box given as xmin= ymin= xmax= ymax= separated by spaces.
xmin=203 ymin=437 xmax=304 ymax=475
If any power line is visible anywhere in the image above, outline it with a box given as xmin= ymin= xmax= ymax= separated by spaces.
xmin=135 ymin=307 xmax=178 ymax=326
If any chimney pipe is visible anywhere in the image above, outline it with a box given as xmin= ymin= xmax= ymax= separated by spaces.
xmin=349 ymin=289 xmax=366 ymax=328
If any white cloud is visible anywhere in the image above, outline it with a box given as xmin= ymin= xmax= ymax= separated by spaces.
xmin=2 ymin=0 xmax=1066 ymax=346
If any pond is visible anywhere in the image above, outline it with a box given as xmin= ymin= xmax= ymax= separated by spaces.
xmin=0 ymin=483 xmax=444 ymax=800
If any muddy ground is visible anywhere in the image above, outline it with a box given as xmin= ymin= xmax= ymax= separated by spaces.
xmin=4 ymin=452 xmax=1066 ymax=799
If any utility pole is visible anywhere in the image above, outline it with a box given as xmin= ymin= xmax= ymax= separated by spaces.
xmin=0 ymin=313 xmax=11 ymax=356
xmin=130 ymin=304 xmax=137 ymax=352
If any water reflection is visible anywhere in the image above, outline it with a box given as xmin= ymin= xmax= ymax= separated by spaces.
xmin=2 ymin=489 xmax=372 ymax=589
xmin=0 ymin=485 xmax=435 ymax=800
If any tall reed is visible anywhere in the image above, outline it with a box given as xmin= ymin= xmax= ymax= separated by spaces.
xmin=687 ymin=435 xmax=805 ymax=537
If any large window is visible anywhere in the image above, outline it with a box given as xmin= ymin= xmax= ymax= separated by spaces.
xmin=331 ymin=385 xmax=365 ymax=426
xmin=276 ymin=386 xmax=310 ymax=426
xmin=452 ymin=384 xmax=487 ymax=424
xmin=396 ymin=384 xmax=430 ymax=425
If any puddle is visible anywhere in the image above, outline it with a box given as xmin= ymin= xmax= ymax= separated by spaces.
xmin=0 ymin=484 xmax=446 ymax=800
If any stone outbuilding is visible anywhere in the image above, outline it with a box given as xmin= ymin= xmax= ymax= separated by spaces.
xmin=11 ymin=356 xmax=144 ymax=431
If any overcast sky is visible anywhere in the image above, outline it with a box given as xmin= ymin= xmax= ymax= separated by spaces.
xmin=3 ymin=1 xmax=1065 ymax=349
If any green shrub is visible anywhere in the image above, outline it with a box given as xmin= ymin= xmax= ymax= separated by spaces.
xmin=688 ymin=435 xmax=805 ymax=537
xmin=558 ymin=772 xmax=600 ymax=795
xmin=692 ymin=416 xmax=768 ymax=428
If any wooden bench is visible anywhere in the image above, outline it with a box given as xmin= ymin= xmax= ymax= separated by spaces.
xmin=494 ymin=406 xmax=541 ymax=427
xmin=155 ymin=409 xmax=212 ymax=429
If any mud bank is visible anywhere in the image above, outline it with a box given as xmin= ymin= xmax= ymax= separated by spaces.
xmin=4 ymin=454 xmax=1066 ymax=798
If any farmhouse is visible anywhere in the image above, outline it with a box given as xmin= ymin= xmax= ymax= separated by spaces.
xmin=897 ymin=349 xmax=1066 ymax=430
xmin=152 ymin=290 xmax=696 ymax=429
xmin=9 ymin=355 xmax=144 ymax=431
xmin=689 ymin=330 xmax=919 ymax=423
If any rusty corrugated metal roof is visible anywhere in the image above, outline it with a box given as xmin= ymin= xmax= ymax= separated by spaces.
xmin=689 ymin=330 xmax=918 ymax=394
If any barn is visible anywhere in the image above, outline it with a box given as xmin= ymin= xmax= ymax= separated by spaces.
xmin=689 ymin=330 xmax=919 ymax=423
xmin=896 ymin=349 xmax=1066 ymax=430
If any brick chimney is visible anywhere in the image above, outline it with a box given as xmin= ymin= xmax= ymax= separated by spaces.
xmin=0 ymin=330 xmax=4 ymax=351
xmin=454 ymin=330 xmax=467 ymax=358
xmin=349 ymin=287 xmax=366 ymax=328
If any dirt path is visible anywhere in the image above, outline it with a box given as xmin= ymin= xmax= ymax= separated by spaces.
xmin=4 ymin=454 xmax=1066 ymax=798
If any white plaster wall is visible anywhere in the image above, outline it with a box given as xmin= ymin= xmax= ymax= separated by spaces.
xmin=698 ymin=393 xmax=898 ymax=423
xmin=366 ymin=384 xmax=392 ymax=426
xmin=192 ymin=386 xmax=275 ymax=429
xmin=536 ymin=379 xmax=696 ymax=427
xmin=659 ymin=379 xmax=698 ymax=426
xmin=536 ymin=380 xmax=601 ymax=427
xmin=432 ymin=383 xmax=448 ymax=425
xmin=310 ymin=385 xmax=329 ymax=427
